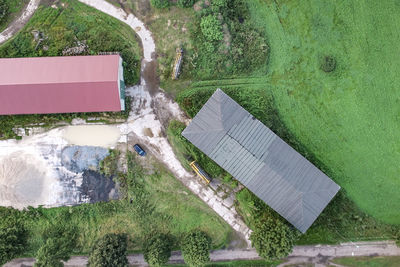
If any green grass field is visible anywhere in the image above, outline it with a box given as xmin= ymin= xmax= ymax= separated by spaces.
xmin=332 ymin=256 xmax=400 ymax=267
xmin=245 ymin=0 xmax=400 ymax=225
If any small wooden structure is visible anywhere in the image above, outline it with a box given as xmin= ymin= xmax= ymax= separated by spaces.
xmin=172 ymin=47 xmax=183 ymax=80
xmin=190 ymin=161 xmax=212 ymax=184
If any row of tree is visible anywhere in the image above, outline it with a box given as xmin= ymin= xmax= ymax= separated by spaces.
xmin=0 ymin=210 xmax=212 ymax=267
xmin=38 ymin=229 xmax=211 ymax=267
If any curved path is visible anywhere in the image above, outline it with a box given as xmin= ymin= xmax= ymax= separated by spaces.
xmin=0 ymin=0 xmax=41 ymax=44
xmin=5 ymin=241 xmax=400 ymax=266
xmin=77 ymin=0 xmax=252 ymax=244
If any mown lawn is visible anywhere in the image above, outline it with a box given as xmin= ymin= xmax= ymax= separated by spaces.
xmin=20 ymin=153 xmax=233 ymax=256
xmin=245 ymin=0 xmax=400 ymax=225
xmin=0 ymin=0 xmax=29 ymax=32
xmin=332 ymin=256 xmax=400 ymax=267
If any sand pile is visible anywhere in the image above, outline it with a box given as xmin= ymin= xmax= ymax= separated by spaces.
xmin=0 ymin=152 xmax=57 ymax=209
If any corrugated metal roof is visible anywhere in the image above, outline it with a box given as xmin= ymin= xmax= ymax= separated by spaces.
xmin=182 ymin=89 xmax=340 ymax=233
xmin=0 ymin=55 xmax=123 ymax=115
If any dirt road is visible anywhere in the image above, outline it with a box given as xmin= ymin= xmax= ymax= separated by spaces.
xmin=0 ymin=0 xmax=40 ymax=44
xmin=78 ymin=0 xmax=252 ymax=245
xmin=5 ymin=241 xmax=400 ymax=266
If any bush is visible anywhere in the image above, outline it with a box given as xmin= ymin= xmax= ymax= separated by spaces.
xmin=200 ymin=15 xmax=223 ymax=42
xmin=0 ymin=208 xmax=28 ymax=266
xmin=181 ymin=231 xmax=211 ymax=267
xmin=177 ymin=0 xmax=195 ymax=8
xmin=34 ymin=223 xmax=77 ymax=267
xmin=231 ymin=23 xmax=269 ymax=72
xmin=151 ymin=0 xmax=170 ymax=9
xmin=143 ymin=233 xmax=173 ymax=266
xmin=88 ymin=233 xmax=128 ymax=267
xmin=320 ymin=55 xmax=336 ymax=72
xmin=0 ymin=0 xmax=8 ymax=23
xmin=250 ymin=217 xmax=297 ymax=261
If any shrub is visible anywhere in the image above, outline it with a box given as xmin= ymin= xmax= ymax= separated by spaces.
xmin=200 ymin=15 xmax=223 ymax=42
xmin=320 ymin=55 xmax=336 ymax=72
xmin=143 ymin=233 xmax=173 ymax=266
xmin=0 ymin=0 xmax=8 ymax=23
xmin=151 ymin=0 xmax=170 ymax=9
xmin=0 ymin=208 xmax=28 ymax=266
xmin=250 ymin=217 xmax=297 ymax=261
xmin=181 ymin=231 xmax=211 ymax=267
xmin=231 ymin=23 xmax=269 ymax=72
xmin=88 ymin=233 xmax=128 ymax=267
xmin=34 ymin=223 xmax=77 ymax=267
xmin=177 ymin=0 xmax=195 ymax=8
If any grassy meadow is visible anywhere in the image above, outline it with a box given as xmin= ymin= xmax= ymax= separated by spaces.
xmin=245 ymin=0 xmax=400 ymax=225
xmin=332 ymin=256 xmax=400 ymax=267
xmin=167 ymin=0 xmax=400 ymax=244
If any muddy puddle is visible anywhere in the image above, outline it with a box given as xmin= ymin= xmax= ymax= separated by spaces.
xmin=63 ymin=125 xmax=122 ymax=148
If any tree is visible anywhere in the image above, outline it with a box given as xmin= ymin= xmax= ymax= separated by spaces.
xmin=143 ymin=233 xmax=173 ymax=266
xmin=0 ymin=208 xmax=28 ymax=266
xmin=181 ymin=231 xmax=211 ymax=267
xmin=200 ymin=15 xmax=223 ymax=42
xmin=150 ymin=0 xmax=170 ymax=9
xmin=34 ymin=223 xmax=77 ymax=267
xmin=88 ymin=233 xmax=128 ymax=267
xmin=0 ymin=0 xmax=8 ymax=23
xmin=250 ymin=217 xmax=297 ymax=261
xmin=177 ymin=0 xmax=195 ymax=8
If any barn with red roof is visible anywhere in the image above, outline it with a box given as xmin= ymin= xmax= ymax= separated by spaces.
xmin=0 ymin=55 xmax=125 ymax=115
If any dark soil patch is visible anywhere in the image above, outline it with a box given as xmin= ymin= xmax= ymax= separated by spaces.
xmin=79 ymin=170 xmax=119 ymax=203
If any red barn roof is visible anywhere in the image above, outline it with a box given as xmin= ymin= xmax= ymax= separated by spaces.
xmin=0 ymin=55 xmax=125 ymax=115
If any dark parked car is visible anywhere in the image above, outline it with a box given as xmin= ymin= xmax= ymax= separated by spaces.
xmin=133 ymin=144 xmax=146 ymax=156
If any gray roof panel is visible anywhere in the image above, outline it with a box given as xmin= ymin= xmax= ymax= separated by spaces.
xmin=182 ymin=89 xmax=340 ymax=233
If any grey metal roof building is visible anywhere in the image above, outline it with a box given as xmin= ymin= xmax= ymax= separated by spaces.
xmin=182 ymin=89 xmax=340 ymax=233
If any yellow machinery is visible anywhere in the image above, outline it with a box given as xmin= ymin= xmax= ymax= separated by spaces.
xmin=172 ymin=47 xmax=183 ymax=80
xmin=190 ymin=161 xmax=212 ymax=184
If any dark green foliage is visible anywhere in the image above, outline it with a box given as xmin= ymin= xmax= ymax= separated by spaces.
xmin=181 ymin=231 xmax=211 ymax=267
xmin=250 ymin=217 xmax=297 ymax=261
xmin=0 ymin=207 xmax=28 ymax=266
xmin=143 ymin=233 xmax=173 ymax=266
xmin=200 ymin=15 xmax=223 ymax=41
xmin=87 ymin=233 xmax=128 ymax=267
xmin=187 ymin=0 xmax=268 ymax=79
xmin=34 ymin=223 xmax=77 ymax=267
xmin=151 ymin=0 xmax=170 ymax=9
xmin=320 ymin=55 xmax=336 ymax=72
xmin=0 ymin=0 xmax=8 ymax=23
xmin=231 ymin=22 xmax=269 ymax=72
xmin=177 ymin=0 xmax=195 ymax=8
